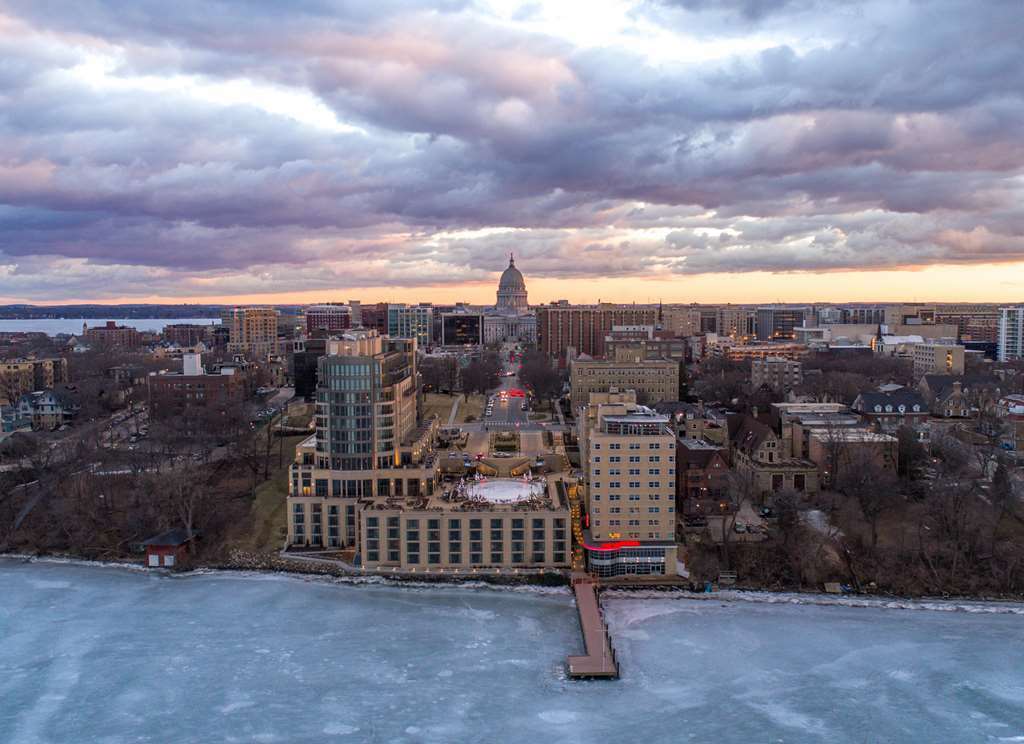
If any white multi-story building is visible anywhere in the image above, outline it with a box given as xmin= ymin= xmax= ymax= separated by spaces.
xmin=997 ymin=307 xmax=1024 ymax=362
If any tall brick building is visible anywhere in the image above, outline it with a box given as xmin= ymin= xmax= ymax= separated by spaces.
xmin=536 ymin=302 xmax=659 ymax=358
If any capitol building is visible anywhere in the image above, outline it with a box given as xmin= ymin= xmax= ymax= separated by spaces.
xmin=484 ymin=254 xmax=536 ymax=344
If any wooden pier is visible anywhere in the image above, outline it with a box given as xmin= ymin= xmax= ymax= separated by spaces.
xmin=567 ymin=573 xmax=619 ymax=679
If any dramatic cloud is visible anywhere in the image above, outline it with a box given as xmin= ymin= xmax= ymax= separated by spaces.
xmin=0 ymin=0 xmax=1021 ymax=300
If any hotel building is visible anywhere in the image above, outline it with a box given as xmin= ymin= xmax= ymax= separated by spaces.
xmin=287 ymin=327 xmax=573 ymax=571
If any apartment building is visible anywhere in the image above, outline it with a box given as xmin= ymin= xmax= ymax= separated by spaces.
xmin=0 ymin=357 xmax=68 ymax=406
xmin=224 ymin=306 xmax=279 ymax=358
xmin=163 ymin=323 xmax=211 ymax=347
xmin=660 ymin=305 xmax=701 ymax=337
xmin=147 ymin=353 xmax=250 ymax=421
xmin=751 ymin=357 xmax=803 ymax=393
xmin=305 ymin=304 xmax=352 ymax=334
xmin=717 ymin=306 xmax=756 ymax=341
xmin=577 ymin=391 xmax=678 ymax=577
xmin=569 ymin=358 xmax=679 ymax=410
xmin=912 ymin=342 xmax=965 ymax=377
xmin=998 ymin=307 xmax=1024 ymax=362
xmin=536 ymin=302 xmax=659 ymax=358
xmin=83 ymin=321 xmax=142 ymax=349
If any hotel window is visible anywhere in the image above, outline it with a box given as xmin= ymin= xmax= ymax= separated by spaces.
xmin=387 ymin=516 xmax=400 ymax=562
xmin=428 ymin=518 xmax=441 ymax=564
xmin=399 ymin=521 xmax=415 ymax=569
xmin=311 ymin=504 xmax=323 ymax=545
xmin=648 ymin=507 xmax=660 ymax=513
xmin=328 ymin=505 xmax=340 ymax=547
xmin=629 ymin=481 xmax=641 ymax=488
xmin=490 ymin=518 xmax=504 ymax=564
xmin=292 ymin=503 xmax=305 ymax=543
xmin=609 ymin=481 xmax=621 ymax=489
xmin=448 ymin=519 xmax=462 ymax=565
xmin=629 ymin=443 xmax=641 ymax=450
xmin=365 ymin=516 xmax=379 ymax=562
xmin=629 ymin=456 xmax=640 ymax=463
xmin=470 ymin=519 xmax=483 ymax=564
xmin=649 ymin=455 xmax=661 ymax=462
xmin=531 ymin=519 xmax=546 ymax=563
xmin=511 ymin=518 xmax=525 ymax=564
xmin=609 ymin=468 xmax=621 ymax=476
xmin=628 ymin=468 xmax=640 ymax=475
xmin=649 ymin=468 xmax=660 ymax=475
xmin=609 ymin=456 xmax=621 ymax=463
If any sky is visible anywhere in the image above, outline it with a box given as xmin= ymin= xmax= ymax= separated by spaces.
xmin=0 ymin=0 xmax=1022 ymax=306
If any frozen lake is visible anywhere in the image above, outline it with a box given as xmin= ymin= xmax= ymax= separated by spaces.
xmin=0 ymin=318 xmax=220 ymax=335
xmin=1 ymin=561 xmax=1022 ymax=743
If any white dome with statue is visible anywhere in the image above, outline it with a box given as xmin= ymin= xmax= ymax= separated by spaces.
xmin=496 ymin=253 xmax=528 ymax=313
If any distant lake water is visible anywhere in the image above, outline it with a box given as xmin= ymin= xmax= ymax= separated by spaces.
xmin=0 ymin=318 xmax=221 ymax=336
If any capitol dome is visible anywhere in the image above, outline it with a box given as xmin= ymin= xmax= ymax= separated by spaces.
xmin=496 ymin=254 xmax=528 ymax=313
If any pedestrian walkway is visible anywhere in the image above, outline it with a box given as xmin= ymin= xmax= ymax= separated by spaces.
xmin=554 ymin=399 xmax=566 ymax=427
xmin=447 ymin=394 xmax=464 ymax=426
xmin=567 ymin=573 xmax=619 ymax=679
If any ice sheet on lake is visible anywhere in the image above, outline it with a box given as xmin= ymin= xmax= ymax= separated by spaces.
xmin=1 ymin=559 xmax=1022 ymax=744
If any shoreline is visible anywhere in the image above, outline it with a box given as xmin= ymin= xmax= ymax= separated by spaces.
xmin=5 ymin=552 xmax=1024 ymax=614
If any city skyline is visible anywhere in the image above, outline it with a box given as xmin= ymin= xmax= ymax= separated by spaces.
xmin=1 ymin=1 xmax=1022 ymax=305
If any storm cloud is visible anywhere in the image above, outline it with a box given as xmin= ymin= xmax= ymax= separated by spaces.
xmin=0 ymin=0 xmax=1021 ymax=300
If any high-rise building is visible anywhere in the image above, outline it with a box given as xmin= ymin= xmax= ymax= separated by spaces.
xmin=387 ymin=303 xmax=434 ymax=348
xmin=315 ymin=329 xmax=419 ymax=473
xmin=577 ymin=391 xmax=678 ymax=577
xmin=223 ymin=307 xmax=278 ymax=358
xmin=537 ymin=302 xmax=659 ymax=358
xmin=998 ymin=307 xmax=1024 ymax=362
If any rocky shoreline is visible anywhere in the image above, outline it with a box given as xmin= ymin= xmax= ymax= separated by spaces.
xmin=5 ymin=550 xmax=1024 ymax=607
